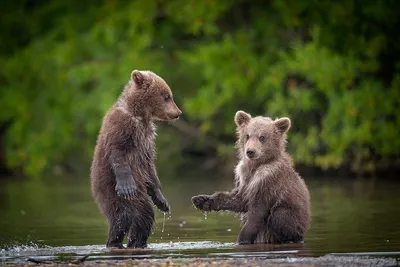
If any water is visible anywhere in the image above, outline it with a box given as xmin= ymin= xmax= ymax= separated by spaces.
xmin=0 ymin=171 xmax=399 ymax=264
xmin=161 ymin=213 xmax=166 ymax=233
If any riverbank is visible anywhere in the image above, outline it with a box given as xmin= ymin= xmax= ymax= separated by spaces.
xmin=4 ymin=254 xmax=398 ymax=267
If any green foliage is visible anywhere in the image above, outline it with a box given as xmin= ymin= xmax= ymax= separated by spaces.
xmin=0 ymin=0 xmax=399 ymax=176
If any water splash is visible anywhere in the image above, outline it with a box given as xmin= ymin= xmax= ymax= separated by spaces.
xmin=204 ymin=212 xmax=208 ymax=220
xmin=161 ymin=212 xmax=166 ymax=233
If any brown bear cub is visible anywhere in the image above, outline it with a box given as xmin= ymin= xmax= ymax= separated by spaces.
xmin=192 ymin=111 xmax=310 ymax=245
xmin=90 ymin=70 xmax=182 ymax=249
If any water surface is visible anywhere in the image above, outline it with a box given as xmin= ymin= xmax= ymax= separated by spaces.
xmin=0 ymin=170 xmax=399 ymax=264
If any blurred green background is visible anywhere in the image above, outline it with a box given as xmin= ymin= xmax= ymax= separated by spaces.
xmin=0 ymin=0 xmax=399 ymax=178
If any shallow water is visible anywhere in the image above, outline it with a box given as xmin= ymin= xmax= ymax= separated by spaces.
xmin=0 ymin=170 xmax=400 ymax=264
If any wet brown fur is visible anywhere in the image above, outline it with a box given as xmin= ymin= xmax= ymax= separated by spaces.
xmin=192 ymin=111 xmax=311 ymax=244
xmin=90 ymin=70 xmax=182 ymax=249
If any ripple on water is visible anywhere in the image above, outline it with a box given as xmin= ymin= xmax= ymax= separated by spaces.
xmin=0 ymin=241 xmax=234 ymax=263
xmin=1 ymin=242 xmax=399 ymax=266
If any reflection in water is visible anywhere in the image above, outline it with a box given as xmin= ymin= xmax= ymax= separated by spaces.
xmin=0 ymin=171 xmax=400 ymax=263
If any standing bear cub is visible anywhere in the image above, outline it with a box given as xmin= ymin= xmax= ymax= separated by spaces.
xmin=91 ymin=70 xmax=182 ymax=249
xmin=192 ymin=111 xmax=310 ymax=244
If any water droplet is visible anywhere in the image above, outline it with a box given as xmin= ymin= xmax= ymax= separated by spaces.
xmin=204 ymin=212 xmax=208 ymax=220
xmin=161 ymin=212 xmax=166 ymax=233
xmin=227 ymin=229 xmax=232 ymax=232
xmin=179 ymin=223 xmax=183 ymax=227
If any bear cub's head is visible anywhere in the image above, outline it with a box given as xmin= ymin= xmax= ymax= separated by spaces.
xmin=235 ymin=110 xmax=291 ymax=162
xmin=126 ymin=70 xmax=182 ymax=121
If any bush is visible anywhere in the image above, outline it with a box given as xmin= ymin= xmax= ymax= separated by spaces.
xmin=0 ymin=0 xmax=399 ymax=176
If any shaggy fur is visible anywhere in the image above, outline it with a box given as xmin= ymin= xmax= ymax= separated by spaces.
xmin=192 ymin=111 xmax=311 ymax=244
xmin=90 ymin=70 xmax=182 ymax=249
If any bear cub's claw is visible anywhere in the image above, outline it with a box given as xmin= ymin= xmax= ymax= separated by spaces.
xmin=115 ymin=180 xmax=136 ymax=200
xmin=191 ymin=195 xmax=213 ymax=212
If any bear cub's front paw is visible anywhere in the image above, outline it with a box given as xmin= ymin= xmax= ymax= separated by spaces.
xmin=191 ymin=195 xmax=213 ymax=212
xmin=115 ymin=180 xmax=136 ymax=200
xmin=154 ymin=196 xmax=170 ymax=213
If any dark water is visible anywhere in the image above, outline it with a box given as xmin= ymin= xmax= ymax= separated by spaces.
xmin=0 ymin=170 xmax=400 ymax=264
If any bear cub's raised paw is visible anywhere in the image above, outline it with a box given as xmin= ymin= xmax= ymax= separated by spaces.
xmin=191 ymin=195 xmax=213 ymax=212
xmin=151 ymin=190 xmax=171 ymax=213
xmin=115 ymin=178 xmax=137 ymax=200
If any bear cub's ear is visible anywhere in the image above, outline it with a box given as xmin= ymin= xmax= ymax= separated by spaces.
xmin=235 ymin=111 xmax=252 ymax=127
xmin=131 ymin=70 xmax=147 ymax=87
xmin=274 ymin=117 xmax=291 ymax=133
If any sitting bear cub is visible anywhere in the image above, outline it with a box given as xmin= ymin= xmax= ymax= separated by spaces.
xmin=192 ymin=111 xmax=311 ymax=244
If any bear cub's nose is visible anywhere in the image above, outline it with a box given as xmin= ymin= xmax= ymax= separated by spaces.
xmin=246 ymin=149 xmax=255 ymax=158
xmin=176 ymin=110 xmax=183 ymax=118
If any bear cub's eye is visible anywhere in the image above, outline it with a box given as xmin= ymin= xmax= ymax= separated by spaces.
xmin=259 ymin=136 xmax=265 ymax=142
xmin=246 ymin=134 xmax=250 ymax=140
xmin=164 ymin=94 xmax=170 ymax=102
